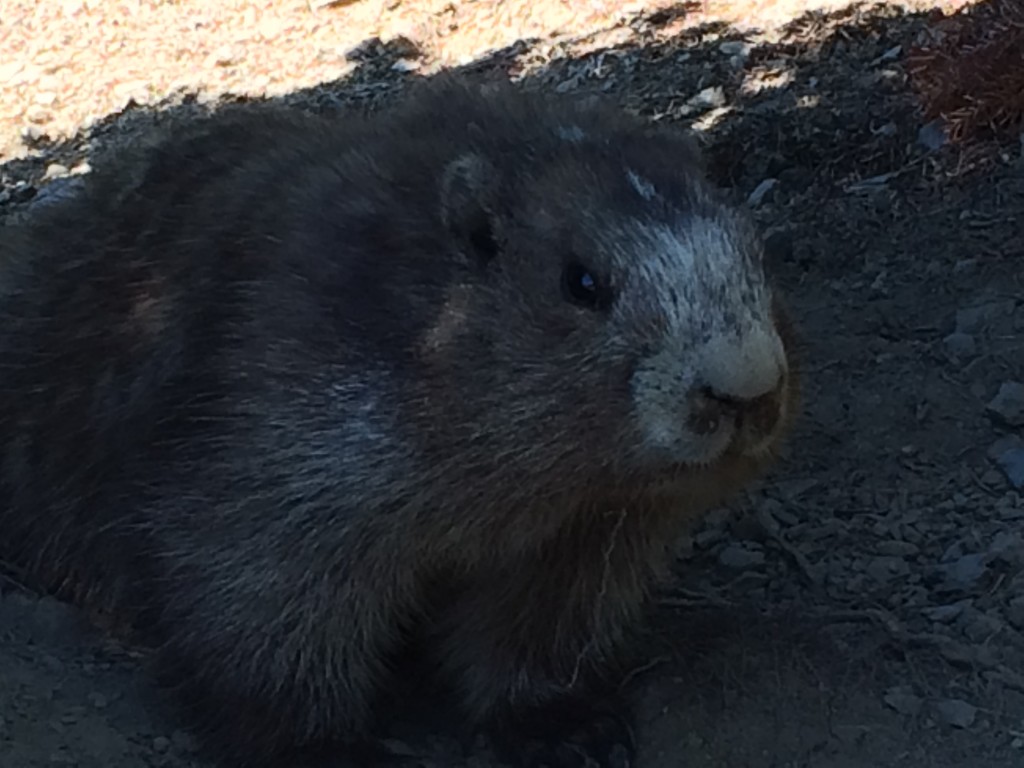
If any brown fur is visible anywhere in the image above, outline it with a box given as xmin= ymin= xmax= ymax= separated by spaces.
xmin=0 ymin=75 xmax=798 ymax=767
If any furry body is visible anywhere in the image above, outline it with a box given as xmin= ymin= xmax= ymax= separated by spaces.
xmin=0 ymin=76 xmax=797 ymax=767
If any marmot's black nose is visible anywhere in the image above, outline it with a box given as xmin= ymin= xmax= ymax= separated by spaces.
xmin=687 ymin=381 xmax=785 ymax=438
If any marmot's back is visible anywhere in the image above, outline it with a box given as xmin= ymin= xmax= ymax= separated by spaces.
xmin=0 ymin=75 xmax=797 ymax=768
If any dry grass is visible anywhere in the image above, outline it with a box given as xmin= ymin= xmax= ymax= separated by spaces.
xmin=906 ymin=0 xmax=1024 ymax=144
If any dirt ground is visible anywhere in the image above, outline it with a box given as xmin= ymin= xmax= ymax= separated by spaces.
xmin=2 ymin=1 xmax=1023 ymax=767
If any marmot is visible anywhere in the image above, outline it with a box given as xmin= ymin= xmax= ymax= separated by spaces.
xmin=0 ymin=75 xmax=798 ymax=768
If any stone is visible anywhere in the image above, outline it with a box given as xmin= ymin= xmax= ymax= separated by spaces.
xmin=942 ymin=553 xmax=988 ymax=590
xmin=688 ymin=86 xmax=726 ymax=109
xmin=933 ymin=698 xmax=977 ymax=729
xmin=28 ymin=177 xmax=84 ymax=211
xmin=988 ymin=435 xmax=1024 ymax=460
xmin=942 ymin=332 xmax=976 ymax=359
xmin=995 ymin=448 xmax=1024 ymax=489
xmin=986 ymin=381 xmax=1024 ymax=427
xmin=747 ymin=178 xmax=778 ymax=207
xmin=982 ymin=468 xmax=1006 ymax=487
xmin=884 ymin=686 xmax=923 ymax=716
xmin=694 ymin=529 xmax=723 ymax=549
xmin=718 ymin=544 xmax=765 ymax=569
xmin=952 ymin=258 xmax=977 ymax=275
xmin=960 ymin=610 xmax=1004 ymax=642
xmin=989 ymin=531 xmax=1024 ymax=564
xmin=924 ymin=601 xmax=969 ymax=623
xmin=43 ymin=163 xmax=69 ymax=180
xmin=955 ymin=301 xmax=1015 ymax=334
xmin=917 ymin=118 xmax=947 ymax=151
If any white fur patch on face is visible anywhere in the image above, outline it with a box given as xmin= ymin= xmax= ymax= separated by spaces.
xmin=698 ymin=327 xmax=785 ymax=400
xmin=625 ymin=168 xmax=658 ymax=201
xmin=632 ymin=354 xmax=738 ymax=465
xmin=622 ymin=216 xmax=786 ymax=466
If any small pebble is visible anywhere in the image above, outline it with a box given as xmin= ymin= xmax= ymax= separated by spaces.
xmin=694 ymin=529 xmax=723 ymax=549
xmin=960 ymin=610 xmax=1004 ymax=642
xmin=988 ymin=435 xmax=1024 ymax=460
xmin=874 ymin=121 xmax=897 ymax=137
xmin=981 ymin=468 xmax=1006 ymax=487
xmin=917 ymin=118 xmax=947 ymax=151
xmin=989 ymin=531 xmax=1023 ymax=563
xmin=688 ymin=85 xmax=726 ymax=109
xmin=924 ymin=601 xmax=969 ymax=623
xmin=942 ymin=553 xmax=988 ymax=590
xmin=986 ymin=381 xmax=1024 ymax=427
xmin=718 ymin=543 xmax=765 ymax=569
xmin=21 ymin=124 xmax=45 ymax=143
xmin=29 ymin=177 xmax=84 ymax=211
xmin=932 ymin=698 xmax=977 ymax=729
xmin=747 ymin=178 xmax=777 ymax=207
xmin=942 ymin=332 xmax=975 ymax=359
xmin=884 ymin=686 xmax=923 ymax=716
xmin=43 ymin=163 xmax=69 ymax=180
xmin=956 ymin=301 xmax=1015 ymax=334
xmin=941 ymin=541 xmax=965 ymax=562
xmin=152 ymin=736 xmax=171 ymax=753
xmin=995 ymin=448 xmax=1024 ymax=489
xmin=391 ymin=58 xmax=420 ymax=72
xmin=999 ymin=504 xmax=1024 ymax=520
xmin=952 ymin=258 xmax=977 ymax=275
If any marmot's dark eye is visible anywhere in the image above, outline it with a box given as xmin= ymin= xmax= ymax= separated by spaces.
xmin=562 ymin=262 xmax=605 ymax=310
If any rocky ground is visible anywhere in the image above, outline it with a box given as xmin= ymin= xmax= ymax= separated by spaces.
xmin=2 ymin=1 xmax=1023 ymax=767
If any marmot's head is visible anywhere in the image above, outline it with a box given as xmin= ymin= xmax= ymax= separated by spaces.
xmin=420 ymin=81 xmax=796 ymax=483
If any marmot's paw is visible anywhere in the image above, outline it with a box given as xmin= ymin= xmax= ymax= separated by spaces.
xmin=490 ymin=699 xmax=635 ymax=768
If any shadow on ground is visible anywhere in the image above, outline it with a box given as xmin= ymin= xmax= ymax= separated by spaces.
xmin=2 ymin=2 xmax=1023 ymax=767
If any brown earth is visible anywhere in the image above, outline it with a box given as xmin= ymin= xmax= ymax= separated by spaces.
xmin=2 ymin=1 xmax=1023 ymax=767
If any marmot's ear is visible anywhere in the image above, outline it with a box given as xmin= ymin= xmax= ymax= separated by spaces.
xmin=440 ymin=153 xmax=501 ymax=265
